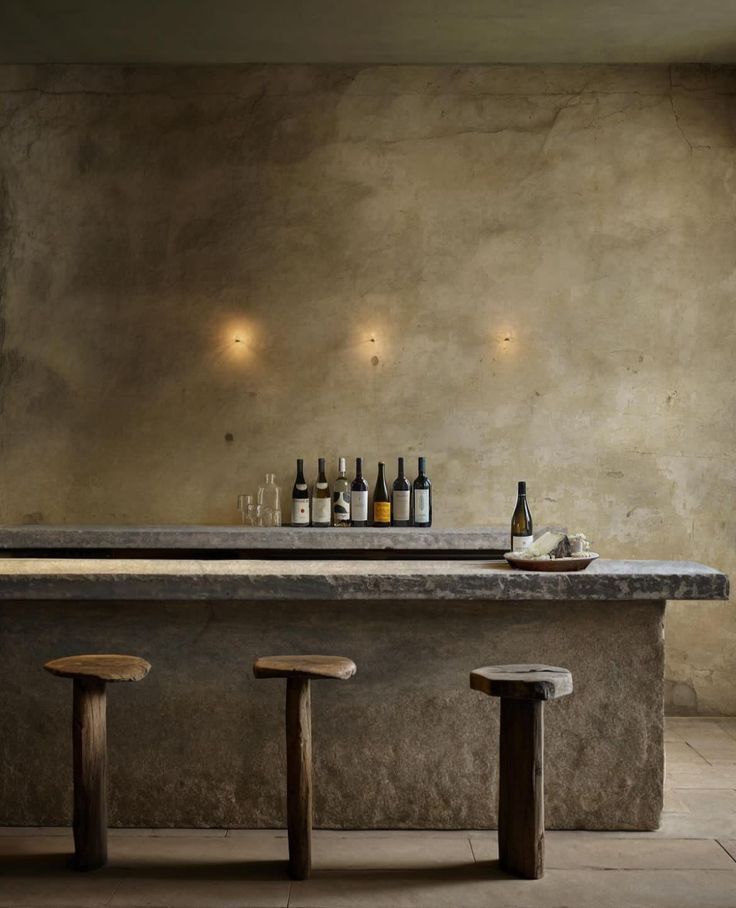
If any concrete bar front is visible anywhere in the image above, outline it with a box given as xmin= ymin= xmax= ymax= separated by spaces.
xmin=0 ymin=557 xmax=727 ymax=831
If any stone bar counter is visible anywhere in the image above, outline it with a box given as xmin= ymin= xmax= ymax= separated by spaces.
xmin=0 ymin=527 xmax=728 ymax=832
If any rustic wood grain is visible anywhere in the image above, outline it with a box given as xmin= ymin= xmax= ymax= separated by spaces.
xmin=470 ymin=664 xmax=572 ymax=701
xmin=45 ymin=654 xmax=151 ymax=683
xmin=286 ymin=676 xmax=312 ymax=880
xmin=72 ymin=677 xmax=108 ymax=871
xmin=253 ymin=654 xmax=356 ymax=681
xmin=498 ymin=697 xmax=545 ymax=879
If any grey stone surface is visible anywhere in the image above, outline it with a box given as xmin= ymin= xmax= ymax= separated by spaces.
xmin=0 ymin=525 xmax=545 ymax=553
xmin=0 ymin=597 xmax=665 ymax=829
xmin=0 ymin=557 xmax=726 ymax=601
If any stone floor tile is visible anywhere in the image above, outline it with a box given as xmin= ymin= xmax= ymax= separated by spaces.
xmin=110 ymin=826 xmax=228 ymax=837
xmin=108 ymin=878 xmax=289 ymax=907
xmin=717 ymin=840 xmax=736 ymax=863
xmin=656 ymin=790 xmax=736 ymax=838
xmin=470 ymin=834 xmax=735 ymax=868
xmin=288 ymin=868 xmax=736 ymax=908
xmin=312 ymin=833 xmax=475 ymax=870
xmin=108 ymin=833 xmax=286 ymax=864
xmin=666 ymin=742 xmax=711 ymax=766
xmin=670 ymin=720 xmax=736 ymax=746
xmin=668 ymin=765 xmax=736 ymax=788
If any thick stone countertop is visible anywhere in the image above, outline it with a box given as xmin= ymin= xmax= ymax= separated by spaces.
xmin=0 ymin=557 xmax=727 ymax=601
xmin=0 ymin=525 xmax=528 ymax=553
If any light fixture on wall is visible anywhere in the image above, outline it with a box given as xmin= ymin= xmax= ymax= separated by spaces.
xmin=493 ymin=328 xmax=517 ymax=355
xmin=215 ymin=320 xmax=254 ymax=365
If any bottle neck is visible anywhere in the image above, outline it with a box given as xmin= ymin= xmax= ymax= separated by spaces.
xmin=355 ymin=457 xmax=363 ymax=479
xmin=397 ymin=457 xmax=405 ymax=478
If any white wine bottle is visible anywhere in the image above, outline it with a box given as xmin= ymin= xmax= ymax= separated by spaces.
xmin=412 ymin=456 xmax=432 ymax=527
xmin=312 ymin=457 xmax=331 ymax=527
xmin=291 ymin=459 xmax=310 ymax=527
xmin=511 ymin=481 xmax=533 ymax=551
xmin=333 ymin=457 xmax=351 ymax=527
xmin=351 ymin=458 xmax=368 ymax=527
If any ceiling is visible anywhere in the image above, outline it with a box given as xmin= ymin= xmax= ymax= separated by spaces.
xmin=1 ymin=0 xmax=735 ymax=65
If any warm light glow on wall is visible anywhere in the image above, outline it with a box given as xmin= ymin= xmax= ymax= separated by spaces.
xmin=363 ymin=328 xmax=384 ymax=367
xmin=493 ymin=328 xmax=517 ymax=355
xmin=222 ymin=322 xmax=253 ymax=363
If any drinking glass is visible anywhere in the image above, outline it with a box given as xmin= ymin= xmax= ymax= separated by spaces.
xmin=237 ymin=494 xmax=261 ymax=526
xmin=258 ymin=474 xmax=282 ymax=527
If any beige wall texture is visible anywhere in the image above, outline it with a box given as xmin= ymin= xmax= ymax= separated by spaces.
xmin=0 ymin=63 xmax=734 ymax=714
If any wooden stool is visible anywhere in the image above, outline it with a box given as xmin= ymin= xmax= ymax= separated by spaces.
xmin=254 ymin=655 xmax=356 ymax=880
xmin=44 ymin=654 xmax=151 ymax=871
xmin=470 ymin=663 xmax=572 ymax=880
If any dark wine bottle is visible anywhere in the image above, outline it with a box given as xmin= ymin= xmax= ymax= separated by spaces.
xmin=291 ymin=458 xmax=310 ymax=527
xmin=351 ymin=457 xmax=369 ymax=527
xmin=412 ymin=456 xmax=432 ymax=527
xmin=312 ymin=457 xmax=331 ymax=527
xmin=510 ymin=480 xmax=533 ymax=552
xmin=392 ymin=457 xmax=411 ymax=527
xmin=373 ymin=461 xmax=391 ymax=527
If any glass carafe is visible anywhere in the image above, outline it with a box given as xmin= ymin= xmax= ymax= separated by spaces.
xmin=257 ymin=474 xmax=281 ymax=527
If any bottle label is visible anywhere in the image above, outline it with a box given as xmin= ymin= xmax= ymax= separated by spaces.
xmin=373 ymin=501 xmax=391 ymax=523
xmin=393 ymin=490 xmax=410 ymax=521
xmin=333 ymin=489 xmax=351 ymax=521
xmin=414 ymin=489 xmax=430 ymax=523
xmin=512 ymin=535 xmax=534 ymax=552
xmin=312 ymin=498 xmax=331 ymax=524
xmin=352 ymin=490 xmax=368 ymax=521
xmin=291 ymin=499 xmax=310 ymax=525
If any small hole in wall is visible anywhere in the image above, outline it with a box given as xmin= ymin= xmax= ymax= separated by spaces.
xmin=371 ymin=355 xmax=380 ymax=366
xmin=225 ymin=432 xmax=234 ymax=443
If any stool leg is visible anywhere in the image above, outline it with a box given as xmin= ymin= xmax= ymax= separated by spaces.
xmin=285 ymin=677 xmax=312 ymax=880
xmin=498 ymin=697 xmax=544 ymax=879
xmin=72 ymin=677 xmax=108 ymax=871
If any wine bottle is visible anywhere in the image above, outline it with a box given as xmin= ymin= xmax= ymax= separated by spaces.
xmin=333 ymin=457 xmax=351 ymax=527
xmin=373 ymin=461 xmax=391 ymax=527
xmin=312 ymin=457 xmax=331 ymax=527
xmin=412 ymin=456 xmax=432 ymax=527
xmin=511 ymin=480 xmax=533 ymax=551
xmin=392 ymin=457 xmax=411 ymax=527
xmin=291 ymin=458 xmax=310 ymax=527
xmin=351 ymin=457 xmax=369 ymax=527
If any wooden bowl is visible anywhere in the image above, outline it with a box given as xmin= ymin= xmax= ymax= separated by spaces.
xmin=504 ymin=553 xmax=599 ymax=572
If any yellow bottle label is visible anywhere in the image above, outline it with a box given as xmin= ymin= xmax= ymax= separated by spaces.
xmin=373 ymin=501 xmax=391 ymax=523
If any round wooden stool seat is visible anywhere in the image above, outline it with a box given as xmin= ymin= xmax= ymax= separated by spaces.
xmin=253 ymin=654 xmax=356 ymax=681
xmin=470 ymin=661 xmax=573 ymax=881
xmin=254 ymin=652 xmax=356 ymax=880
xmin=44 ymin=654 xmax=151 ymax=683
xmin=43 ymin=653 xmax=151 ymax=872
xmin=470 ymin=664 xmax=572 ymax=701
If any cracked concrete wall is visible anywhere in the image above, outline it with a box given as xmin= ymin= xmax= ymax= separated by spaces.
xmin=0 ymin=63 xmax=734 ymax=714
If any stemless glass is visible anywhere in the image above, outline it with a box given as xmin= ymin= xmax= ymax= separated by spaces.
xmin=237 ymin=494 xmax=252 ymax=525
xmin=237 ymin=494 xmax=261 ymax=526
xmin=258 ymin=474 xmax=282 ymax=527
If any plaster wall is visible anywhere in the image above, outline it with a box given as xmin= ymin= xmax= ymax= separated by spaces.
xmin=0 ymin=63 xmax=734 ymax=714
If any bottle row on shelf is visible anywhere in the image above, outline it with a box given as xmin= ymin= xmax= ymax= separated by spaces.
xmin=292 ymin=456 xmax=432 ymax=528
